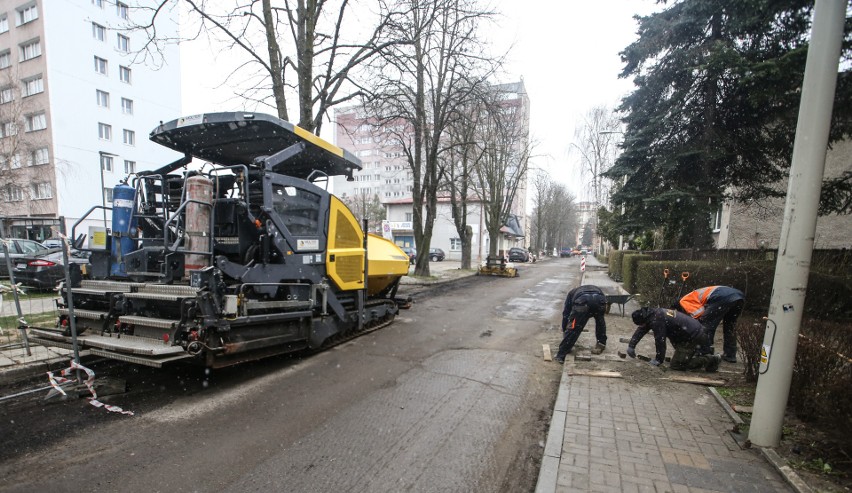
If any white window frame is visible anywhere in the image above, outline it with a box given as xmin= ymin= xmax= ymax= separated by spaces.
xmin=16 ymin=4 xmax=38 ymax=26
xmin=19 ymin=39 xmax=41 ymax=61
xmin=98 ymin=122 xmax=112 ymax=141
xmin=116 ymin=2 xmax=128 ymax=19
xmin=450 ymin=238 xmax=462 ymax=251
xmin=122 ymin=128 xmax=135 ymax=146
xmin=0 ymin=51 xmax=10 ymax=69
xmin=94 ymin=56 xmax=108 ymax=75
xmin=0 ymin=15 xmax=9 ymax=34
xmin=2 ymin=120 xmax=17 ymax=137
xmin=0 ymin=86 xmax=12 ymax=104
xmin=96 ymin=89 xmax=110 ymax=108
xmin=119 ymin=65 xmax=131 ymax=84
xmin=101 ymin=154 xmax=113 ymax=171
xmin=21 ymin=75 xmax=43 ymax=97
xmin=124 ymin=159 xmax=135 ymax=174
xmin=93 ymin=0 xmax=104 ymax=8
xmin=31 ymin=147 xmax=48 ymax=166
xmin=5 ymin=185 xmax=23 ymax=202
xmin=24 ymin=112 xmax=45 ymax=132
xmin=31 ymin=182 xmax=52 ymax=200
xmin=92 ymin=22 xmax=106 ymax=42
xmin=121 ymin=97 xmax=133 ymax=114
xmin=104 ymin=187 xmax=113 ymax=203
xmin=117 ymin=33 xmax=129 ymax=52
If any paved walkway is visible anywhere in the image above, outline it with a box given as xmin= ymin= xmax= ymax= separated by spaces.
xmin=537 ymin=255 xmax=797 ymax=493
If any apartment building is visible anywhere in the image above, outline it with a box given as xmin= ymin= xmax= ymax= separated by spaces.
xmin=333 ymin=80 xmax=531 ymax=260
xmin=0 ymin=0 xmax=181 ymax=241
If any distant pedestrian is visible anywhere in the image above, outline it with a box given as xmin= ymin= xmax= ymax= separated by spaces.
xmin=555 ymin=285 xmax=608 ymax=363
xmin=626 ymin=307 xmax=721 ymax=372
xmin=677 ymin=286 xmax=744 ymax=363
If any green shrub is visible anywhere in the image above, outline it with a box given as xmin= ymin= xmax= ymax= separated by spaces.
xmin=609 ymin=251 xmax=625 ymax=280
xmin=622 ymin=254 xmax=651 ymax=294
xmin=597 ymin=255 xmax=608 ymax=266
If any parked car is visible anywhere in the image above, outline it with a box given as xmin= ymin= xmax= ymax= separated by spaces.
xmin=428 ymin=248 xmax=445 ymax=261
xmin=11 ymin=248 xmax=90 ymax=290
xmin=0 ymin=238 xmax=52 ymax=278
xmin=559 ymin=248 xmax=573 ymax=258
xmin=507 ymin=247 xmax=530 ymax=262
xmin=400 ymin=246 xmax=416 ymax=264
xmin=41 ymin=238 xmax=64 ymax=249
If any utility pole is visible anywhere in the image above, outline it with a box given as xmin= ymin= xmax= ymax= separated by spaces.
xmin=748 ymin=0 xmax=845 ymax=448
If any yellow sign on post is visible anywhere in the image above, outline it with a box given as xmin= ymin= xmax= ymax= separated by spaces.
xmin=760 ymin=344 xmax=770 ymax=365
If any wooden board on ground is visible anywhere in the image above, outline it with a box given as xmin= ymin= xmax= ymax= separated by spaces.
xmin=667 ymin=376 xmax=727 ymax=386
xmin=542 ymin=344 xmax=552 ymax=361
xmin=574 ymin=353 xmax=591 ymax=362
xmin=732 ymin=405 xmax=753 ymax=413
xmin=570 ymin=369 xmax=622 ymax=378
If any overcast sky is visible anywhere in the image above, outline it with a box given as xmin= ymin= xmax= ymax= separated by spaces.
xmin=179 ymin=0 xmax=658 ymax=199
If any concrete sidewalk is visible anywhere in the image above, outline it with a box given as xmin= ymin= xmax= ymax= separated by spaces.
xmin=537 ymin=255 xmax=801 ymax=493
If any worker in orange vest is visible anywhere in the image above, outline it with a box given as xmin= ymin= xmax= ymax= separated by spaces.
xmin=677 ymin=286 xmax=744 ymax=363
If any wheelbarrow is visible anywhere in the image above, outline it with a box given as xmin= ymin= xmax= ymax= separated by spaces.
xmin=603 ymin=292 xmax=635 ymax=317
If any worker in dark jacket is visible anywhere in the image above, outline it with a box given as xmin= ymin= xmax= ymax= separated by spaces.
xmin=555 ymin=285 xmax=608 ymax=363
xmin=677 ymin=286 xmax=744 ymax=363
xmin=626 ymin=307 xmax=721 ymax=372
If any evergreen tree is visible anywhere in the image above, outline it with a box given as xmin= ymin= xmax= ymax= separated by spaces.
xmin=608 ymin=0 xmax=852 ymax=248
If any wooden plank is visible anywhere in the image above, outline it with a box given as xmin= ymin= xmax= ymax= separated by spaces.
xmin=570 ymin=369 xmax=622 ymax=378
xmin=732 ymin=405 xmax=753 ymax=413
xmin=542 ymin=344 xmax=552 ymax=361
xmin=667 ymin=376 xmax=727 ymax=386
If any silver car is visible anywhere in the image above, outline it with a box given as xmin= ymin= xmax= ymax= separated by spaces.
xmin=0 ymin=238 xmax=52 ymax=278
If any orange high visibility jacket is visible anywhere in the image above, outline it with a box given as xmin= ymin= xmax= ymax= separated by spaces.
xmin=679 ymin=286 xmax=720 ymax=319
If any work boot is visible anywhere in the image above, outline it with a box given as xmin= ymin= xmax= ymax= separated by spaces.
xmin=591 ymin=343 xmax=606 ymax=355
xmin=554 ymin=356 xmax=565 ymax=364
xmin=723 ymin=354 xmax=737 ymax=363
xmin=704 ymin=354 xmax=722 ymax=372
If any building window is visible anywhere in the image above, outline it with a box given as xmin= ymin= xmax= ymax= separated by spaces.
xmin=0 ymin=86 xmax=11 ymax=104
xmin=121 ymin=97 xmax=133 ymax=114
xmin=19 ymin=39 xmax=41 ymax=61
xmin=101 ymin=154 xmax=113 ymax=171
xmin=404 ymin=213 xmax=412 ymax=221
xmin=104 ymin=187 xmax=113 ymax=203
xmin=0 ymin=50 xmax=10 ymax=69
xmin=122 ymin=129 xmax=135 ymax=145
xmin=712 ymin=207 xmax=723 ymax=233
xmin=2 ymin=120 xmax=17 ymax=137
xmin=93 ymin=0 xmax=104 ymax=8
xmin=116 ymin=2 xmax=128 ymax=19
xmin=16 ymin=4 xmax=38 ymax=26
xmin=31 ymin=182 xmax=52 ymax=200
xmin=98 ymin=122 xmax=112 ymax=140
xmin=21 ymin=75 xmax=43 ymax=97
xmin=24 ymin=112 xmax=45 ymax=132
xmin=92 ymin=22 xmax=106 ymax=41
xmin=124 ymin=159 xmax=135 ymax=174
xmin=450 ymin=238 xmax=461 ymax=251
xmin=0 ymin=15 xmax=8 ymax=34
xmin=96 ymin=89 xmax=109 ymax=108
xmin=10 ymin=153 xmax=22 ymax=168
xmin=31 ymin=147 xmax=48 ymax=166
xmin=117 ymin=34 xmax=129 ymax=52
xmin=4 ymin=185 xmax=23 ymax=201
xmin=94 ymin=56 xmax=108 ymax=75
xmin=119 ymin=65 xmax=131 ymax=83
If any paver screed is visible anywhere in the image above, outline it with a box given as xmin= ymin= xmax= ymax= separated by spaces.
xmin=556 ymin=370 xmax=793 ymax=493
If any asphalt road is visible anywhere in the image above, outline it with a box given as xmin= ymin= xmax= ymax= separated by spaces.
xmin=0 ymin=258 xmax=580 ymax=493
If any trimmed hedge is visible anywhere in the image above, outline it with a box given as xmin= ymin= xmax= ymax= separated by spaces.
xmin=608 ymin=251 xmax=625 ymax=280
xmin=633 ymin=259 xmax=851 ymax=320
xmin=622 ymin=254 xmax=651 ymax=294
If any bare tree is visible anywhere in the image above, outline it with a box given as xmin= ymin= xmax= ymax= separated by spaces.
xmin=364 ymin=0 xmax=496 ymax=276
xmin=531 ymin=178 xmax=576 ymax=255
xmin=129 ymin=0 xmax=403 ymax=134
xmin=471 ymin=86 xmax=531 ymax=260
xmin=340 ymin=191 xmax=385 ymax=233
xmin=571 ymin=105 xmax=620 ymax=251
xmin=0 ymin=68 xmax=56 ymax=223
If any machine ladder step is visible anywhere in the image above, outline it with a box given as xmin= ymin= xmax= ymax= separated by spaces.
xmin=58 ymin=308 xmax=109 ymax=320
xmin=117 ymin=315 xmax=181 ymax=330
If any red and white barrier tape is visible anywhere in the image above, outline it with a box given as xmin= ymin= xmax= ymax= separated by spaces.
xmin=47 ymin=361 xmax=134 ymax=416
xmin=580 ymin=256 xmax=586 ymax=272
